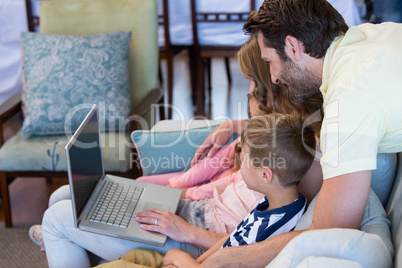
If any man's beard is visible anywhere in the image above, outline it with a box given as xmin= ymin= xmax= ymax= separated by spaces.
xmin=280 ymin=56 xmax=321 ymax=102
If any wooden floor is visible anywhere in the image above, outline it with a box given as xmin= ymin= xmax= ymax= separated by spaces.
xmin=0 ymin=52 xmax=249 ymax=226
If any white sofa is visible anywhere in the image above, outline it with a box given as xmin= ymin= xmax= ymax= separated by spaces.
xmin=132 ymin=120 xmax=401 ymax=268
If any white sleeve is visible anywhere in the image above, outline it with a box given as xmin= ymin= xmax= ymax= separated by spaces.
xmin=319 ymin=91 xmax=388 ymax=180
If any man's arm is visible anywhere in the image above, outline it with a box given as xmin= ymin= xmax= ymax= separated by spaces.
xmin=196 ymin=234 xmax=231 ymax=264
xmin=312 ymin=170 xmax=371 ymax=229
xmin=162 ymin=234 xmax=231 ymax=268
xmin=163 ymin=249 xmax=200 ymax=268
xmin=200 ymin=170 xmax=372 ymax=267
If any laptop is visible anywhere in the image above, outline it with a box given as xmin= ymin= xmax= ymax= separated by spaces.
xmin=65 ymin=104 xmax=182 ymax=246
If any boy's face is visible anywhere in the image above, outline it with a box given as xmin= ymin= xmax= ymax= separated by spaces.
xmin=240 ymin=144 xmax=263 ymax=191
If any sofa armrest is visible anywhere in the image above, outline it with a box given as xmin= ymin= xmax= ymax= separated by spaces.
xmin=127 ymin=87 xmax=163 ymax=132
xmin=129 ymin=87 xmax=163 ymax=118
xmin=0 ymin=91 xmax=22 ymax=146
xmin=386 ymin=152 xmax=402 ymax=268
xmin=0 ymin=91 xmax=22 ymax=125
xmin=267 ymin=228 xmax=393 ymax=268
xmin=295 ymin=256 xmax=362 ymax=268
xmin=273 ymin=188 xmax=394 ymax=268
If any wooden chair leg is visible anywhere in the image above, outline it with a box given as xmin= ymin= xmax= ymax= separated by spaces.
xmin=198 ymin=60 xmax=206 ymax=117
xmin=0 ymin=172 xmax=12 ymax=227
xmin=158 ymin=62 xmax=163 ymax=85
xmin=188 ymin=47 xmax=197 ymax=106
xmin=205 ymin=58 xmax=212 ymax=119
xmin=45 ymin=177 xmax=53 ymax=186
xmin=45 ymin=177 xmax=54 ymax=198
xmin=166 ymin=55 xmax=174 ymax=119
xmin=224 ymin=57 xmax=232 ymax=86
xmin=206 ymin=58 xmax=212 ymax=102
xmin=159 ymin=96 xmax=166 ymax=121
xmin=194 ymin=55 xmax=205 ymax=117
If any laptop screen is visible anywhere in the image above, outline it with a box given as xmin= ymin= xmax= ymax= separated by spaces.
xmin=67 ymin=106 xmax=104 ymax=219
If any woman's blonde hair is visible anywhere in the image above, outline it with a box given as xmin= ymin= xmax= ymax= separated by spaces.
xmin=232 ymin=36 xmax=323 ymax=172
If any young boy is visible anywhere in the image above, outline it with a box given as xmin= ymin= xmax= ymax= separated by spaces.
xmin=162 ymin=113 xmax=317 ymax=267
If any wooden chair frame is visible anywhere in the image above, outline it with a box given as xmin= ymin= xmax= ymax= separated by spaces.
xmin=158 ymin=0 xmax=189 ymax=119
xmin=0 ymin=0 xmax=163 ymax=227
xmin=190 ymin=0 xmax=255 ymax=117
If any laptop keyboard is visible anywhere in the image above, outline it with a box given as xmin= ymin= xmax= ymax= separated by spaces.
xmin=90 ymin=181 xmax=144 ymax=228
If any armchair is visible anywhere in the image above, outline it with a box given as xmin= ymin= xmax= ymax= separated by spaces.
xmin=0 ymin=0 xmax=162 ymax=227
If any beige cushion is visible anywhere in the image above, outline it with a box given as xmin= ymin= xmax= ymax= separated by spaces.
xmin=39 ymin=0 xmax=159 ymax=108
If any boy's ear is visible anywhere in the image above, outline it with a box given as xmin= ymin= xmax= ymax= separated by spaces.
xmin=262 ymin=166 xmax=273 ymax=184
xmin=284 ymin=35 xmax=302 ymax=61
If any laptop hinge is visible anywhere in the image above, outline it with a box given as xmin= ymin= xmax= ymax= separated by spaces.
xmin=83 ymin=178 xmax=107 ymax=220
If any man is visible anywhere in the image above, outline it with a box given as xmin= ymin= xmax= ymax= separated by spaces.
xmin=199 ymin=0 xmax=402 ymax=266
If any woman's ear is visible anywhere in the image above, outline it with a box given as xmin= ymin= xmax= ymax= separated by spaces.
xmin=262 ymin=166 xmax=273 ymax=184
xmin=284 ymin=35 xmax=303 ymax=61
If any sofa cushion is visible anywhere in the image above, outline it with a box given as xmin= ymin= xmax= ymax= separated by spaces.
xmin=267 ymin=228 xmax=393 ymax=268
xmin=0 ymin=131 xmax=131 ymax=172
xmin=295 ymin=188 xmax=392 ymax=239
xmin=371 ymin=153 xmax=397 ymax=206
xmin=295 ymin=153 xmax=396 ymax=230
xmin=291 ymin=187 xmax=394 ymax=267
xmin=20 ymin=31 xmax=132 ymax=136
xmin=386 ymin=152 xmax=402 ymax=268
xmin=295 ymin=257 xmax=362 ymax=268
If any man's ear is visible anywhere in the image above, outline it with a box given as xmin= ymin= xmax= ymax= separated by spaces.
xmin=262 ymin=166 xmax=273 ymax=184
xmin=284 ymin=35 xmax=303 ymax=61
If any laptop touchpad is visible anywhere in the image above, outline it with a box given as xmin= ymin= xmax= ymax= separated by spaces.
xmin=142 ymin=202 xmax=169 ymax=212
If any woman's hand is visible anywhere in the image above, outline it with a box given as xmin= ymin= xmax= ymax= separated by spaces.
xmin=134 ymin=209 xmax=194 ymax=243
xmin=191 ymin=121 xmax=233 ymax=167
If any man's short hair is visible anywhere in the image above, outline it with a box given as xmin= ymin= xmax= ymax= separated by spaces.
xmin=243 ymin=0 xmax=349 ymax=59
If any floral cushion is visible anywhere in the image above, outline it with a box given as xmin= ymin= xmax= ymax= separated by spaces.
xmin=20 ymin=31 xmax=132 ymax=136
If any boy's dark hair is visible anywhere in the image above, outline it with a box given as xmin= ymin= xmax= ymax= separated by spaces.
xmin=243 ymin=0 xmax=349 ymax=59
xmin=241 ymin=114 xmax=316 ymax=187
